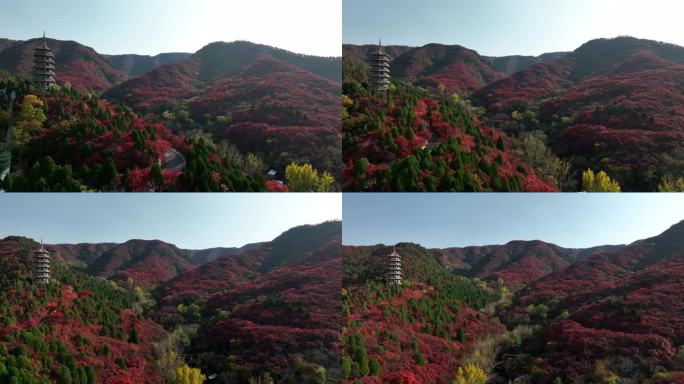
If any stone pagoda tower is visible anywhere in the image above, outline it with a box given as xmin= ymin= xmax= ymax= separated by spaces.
xmin=32 ymin=32 xmax=56 ymax=92
xmin=370 ymin=39 xmax=391 ymax=92
xmin=386 ymin=245 xmax=402 ymax=285
xmin=32 ymin=240 xmax=51 ymax=285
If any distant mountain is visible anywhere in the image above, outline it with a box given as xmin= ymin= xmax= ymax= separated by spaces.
xmin=496 ymin=220 xmax=684 ymax=382
xmin=0 ymin=38 xmax=16 ymax=52
xmin=47 ymin=242 xmax=118 ymax=269
xmin=474 ymin=36 xmax=684 ymax=190
xmin=0 ymin=37 xmax=191 ymax=91
xmin=342 ymin=44 xmax=414 ymax=64
xmin=104 ymin=41 xmax=342 ymax=175
xmin=157 ymin=221 xmax=342 ymax=305
xmin=184 ymin=244 xmax=258 ymax=265
xmin=85 ymin=240 xmax=197 ymax=287
xmin=105 ymin=52 xmax=191 ymax=77
xmin=344 ymin=43 xmax=501 ymax=93
xmin=105 ymin=41 xmax=341 ymax=113
xmin=432 ymin=240 xmax=623 ymax=289
xmin=48 ymin=239 xmax=257 ymax=288
xmin=343 ymin=43 xmax=567 ymax=93
xmin=391 ymin=44 xmax=504 ymax=93
xmin=484 ymin=51 xmax=569 ymax=75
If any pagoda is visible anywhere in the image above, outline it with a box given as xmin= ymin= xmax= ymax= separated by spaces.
xmin=32 ymin=32 xmax=56 ymax=92
xmin=32 ymin=240 xmax=51 ymax=284
xmin=370 ymin=39 xmax=391 ymax=92
xmin=386 ymin=246 xmax=402 ymax=285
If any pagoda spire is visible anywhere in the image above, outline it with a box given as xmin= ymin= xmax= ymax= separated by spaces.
xmin=370 ymin=38 xmax=391 ymax=92
xmin=386 ymin=245 xmax=402 ymax=285
xmin=32 ymin=32 xmax=56 ymax=92
xmin=33 ymin=239 xmax=51 ymax=285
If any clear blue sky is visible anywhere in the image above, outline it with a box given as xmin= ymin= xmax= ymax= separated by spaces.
xmin=344 ymin=0 xmax=684 ymax=56
xmin=0 ymin=0 xmax=341 ymax=56
xmin=0 ymin=194 xmax=341 ymax=249
xmin=343 ymin=194 xmax=684 ymax=248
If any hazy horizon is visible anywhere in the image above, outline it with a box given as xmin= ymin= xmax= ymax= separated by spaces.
xmin=343 ymin=0 xmax=684 ymax=56
xmin=1 ymin=0 xmax=341 ymax=56
xmin=343 ymin=194 xmax=684 ymax=249
xmin=0 ymin=194 xmax=341 ymax=249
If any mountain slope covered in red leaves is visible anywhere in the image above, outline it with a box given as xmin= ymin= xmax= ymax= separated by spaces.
xmin=474 ymin=37 xmax=684 ymax=191
xmin=342 ymin=80 xmax=557 ymax=191
xmin=103 ymin=41 xmax=342 ymax=176
xmin=431 ymin=241 xmax=623 ymax=289
xmin=46 ymin=240 xmax=254 ymax=289
xmin=85 ymin=240 xmax=198 ymax=288
xmin=153 ymin=221 xmax=343 ymax=383
xmin=0 ymin=74 xmax=266 ymax=192
xmin=0 ymin=236 xmax=165 ymax=384
xmin=487 ymin=220 xmax=684 ymax=383
xmin=342 ymin=243 xmax=501 ymax=384
xmin=390 ymin=44 xmax=504 ymax=93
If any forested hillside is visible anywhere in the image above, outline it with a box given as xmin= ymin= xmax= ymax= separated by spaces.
xmin=0 ymin=236 xmax=164 ymax=384
xmin=0 ymin=73 xmax=266 ymax=192
xmin=342 ymin=243 xmax=502 ymax=383
xmin=154 ymin=221 xmax=343 ymax=383
xmin=342 ymin=78 xmax=556 ymax=191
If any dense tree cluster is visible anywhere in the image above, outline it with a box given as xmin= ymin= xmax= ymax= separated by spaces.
xmin=341 ymin=244 xmax=501 ymax=383
xmin=342 ymin=80 xmax=556 ymax=192
xmin=0 ymin=74 xmax=268 ymax=192
xmin=0 ymin=237 xmax=162 ymax=383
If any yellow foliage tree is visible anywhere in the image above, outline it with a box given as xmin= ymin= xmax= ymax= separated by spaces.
xmin=593 ymin=361 xmax=618 ymax=384
xmin=11 ymin=95 xmax=47 ymax=147
xmin=284 ymin=162 xmax=335 ymax=192
xmin=174 ymin=364 xmax=206 ymax=384
xmin=453 ymin=364 xmax=487 ymax=384
xmin=658 ymin=176 xmax=684 ymax=192
xmin=581 ymin=169 xmax=621 ymax=192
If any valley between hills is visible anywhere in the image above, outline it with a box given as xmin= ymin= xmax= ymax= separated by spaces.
xmin=343 ymin=36 xmax=684 ymax=192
